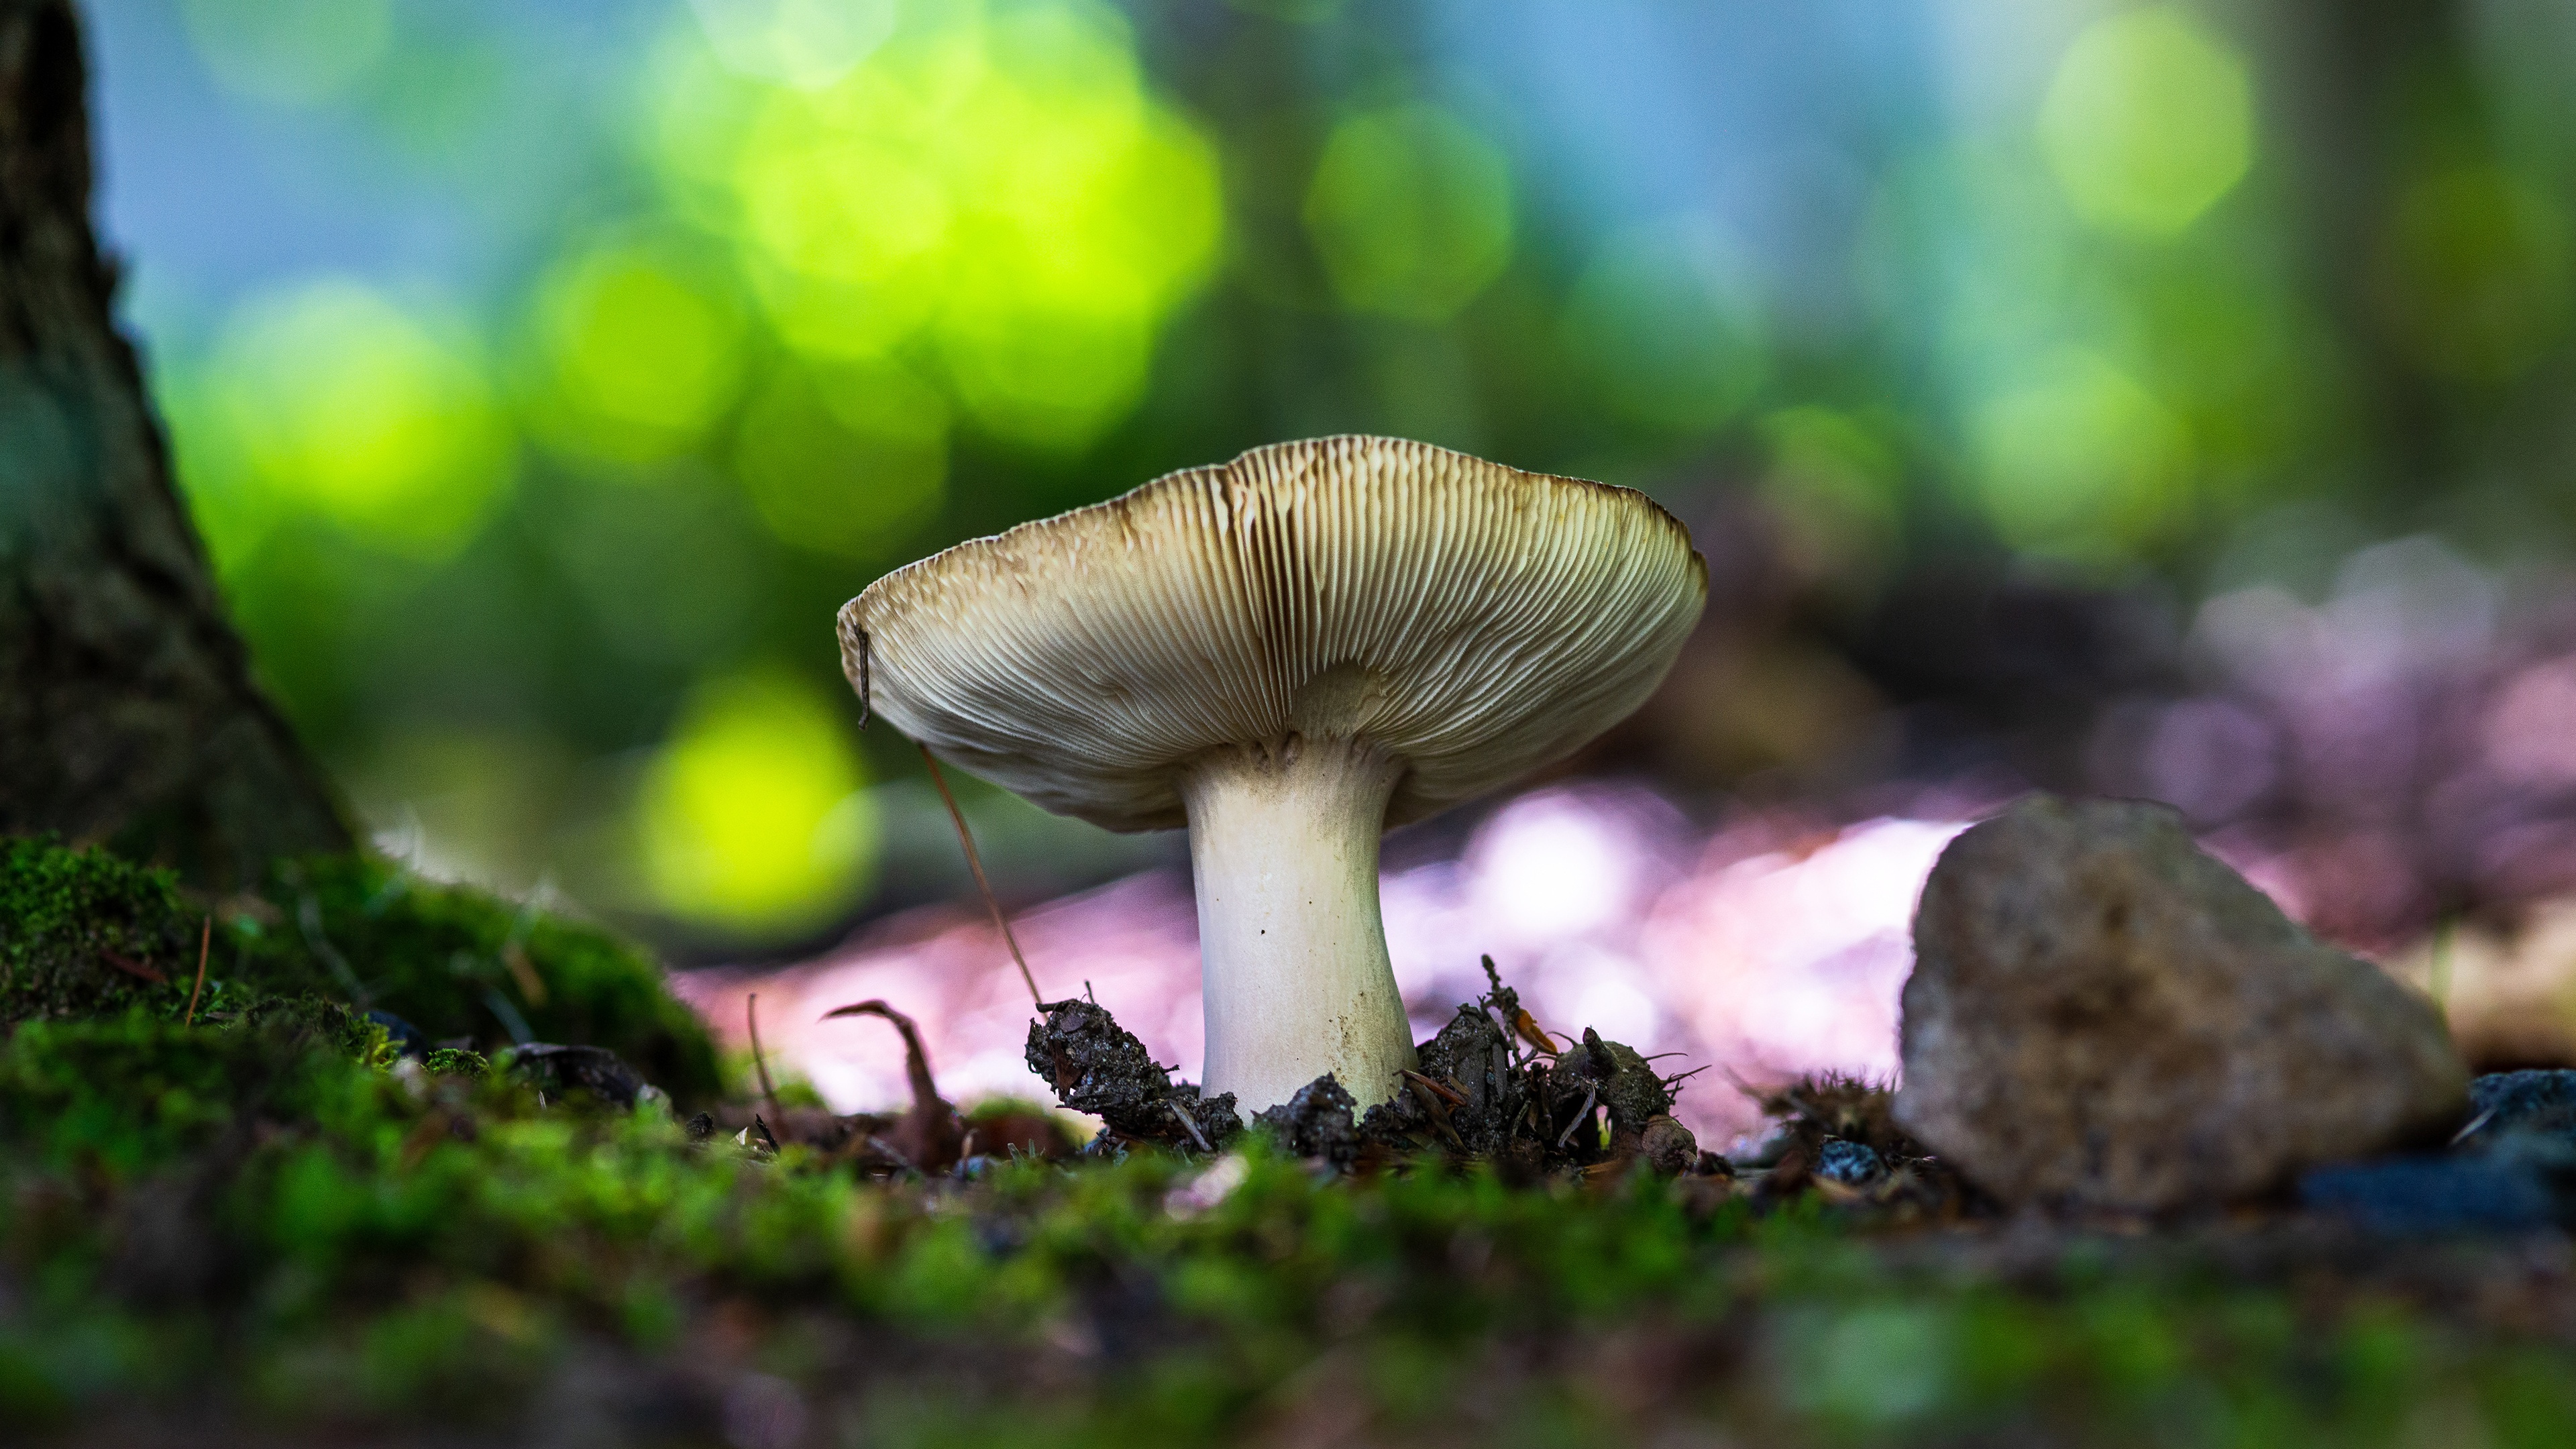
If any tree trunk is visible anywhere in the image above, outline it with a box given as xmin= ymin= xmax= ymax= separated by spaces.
xmin=0 ymin=0 xmax=350 ymax=885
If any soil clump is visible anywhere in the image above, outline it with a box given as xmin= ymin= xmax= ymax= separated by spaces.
xmin=1025 ymin=996 xmax=1243 ymax=1153
xmin=1024 ymin=957 xmax=1721 ymax=1177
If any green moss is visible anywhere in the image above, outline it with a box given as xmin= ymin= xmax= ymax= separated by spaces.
xmin=421 ymin=1046 xmax=488 ymax=1078
xmin=248 ymin=854 xmax=720 ymax=1103
xmin=0 ymin=837 xmax=718 ymax=1106
xmin=7 ymin=841 xmax=2574 ymax=1448
xmin=0 ymin=835 xmax=200 ymax=1024
xmin=0 ymin=1006 xmax=2569 ymax=1448
xmin=0 ymin=1010 xmax=374 ymax=1175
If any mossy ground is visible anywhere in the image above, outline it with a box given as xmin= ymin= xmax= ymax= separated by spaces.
xmin=6 ymin=838 xmax=2576 ymax=1446
xmin=0 ymin=837 xmax=720 ymax=1103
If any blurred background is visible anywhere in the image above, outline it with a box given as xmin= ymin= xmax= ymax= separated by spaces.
xmin=89 ymin=0 xmax=2576 ymax=1126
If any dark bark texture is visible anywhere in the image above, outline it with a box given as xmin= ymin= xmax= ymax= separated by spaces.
xmin=0 ymin=0 xmax=348 ymax=884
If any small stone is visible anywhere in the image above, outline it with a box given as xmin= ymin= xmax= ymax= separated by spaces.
xmin=1815 ymin=1138 xmax=1884 ymax=1185
xmin=1894 ymin=795 xmax=2469 ymax=1212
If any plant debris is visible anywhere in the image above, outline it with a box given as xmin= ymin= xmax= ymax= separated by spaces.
xmin=1544 ymin=1027 xmax=1674 ymax=1160
xmin=1739 ymin=1071 xmax=1983 ymax=1218
xmin=1640 ymin=1114 xmax=1700 ymax=1175
xmin=1398 ymin=965 xmax=1531 ymax=1155
xmin=1026 ymin=957 xmax=1720 ymax=1177
xmin=1361 ymin=961 xmax=1706 ymax=1174
xmin=821 ymin=999 xmax=968 ymax=1172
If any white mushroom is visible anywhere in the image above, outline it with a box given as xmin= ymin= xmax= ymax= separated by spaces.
xmin=839 ymin=436 xmax=1707 ymax=1114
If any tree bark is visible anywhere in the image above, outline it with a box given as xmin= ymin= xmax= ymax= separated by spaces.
xmin=0 ymin=0 xmax=350 ymax=885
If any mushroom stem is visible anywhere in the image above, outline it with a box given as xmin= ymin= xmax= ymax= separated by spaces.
xmin=1183 ymin=736 xmax=1417 ymax=1115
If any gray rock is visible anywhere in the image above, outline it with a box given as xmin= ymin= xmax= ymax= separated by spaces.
xmin=1894 ymin=794 xmax=2469 ymax=1212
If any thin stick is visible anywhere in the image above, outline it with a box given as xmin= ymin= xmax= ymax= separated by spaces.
xmin=918 ymin=743 xmax=1041 ymax=1006
xmin=1165 ymin=1099 xmax=1212 ymax=1153
xmin=1556 ymin=1084 xmax=1599 ymax=1150
xmin=184 ymin=916 xmax=210 ymax=1026
xmin=1404 ymin=1075 xmax=1468 ymax=1153
xmin=747 ymin=993 xmax=784 ymax=1127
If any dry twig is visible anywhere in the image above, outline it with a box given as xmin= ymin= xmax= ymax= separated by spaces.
xmin=184 ymin=916 xmax=209 ymax=1025
xmin=1555 ymin=1085 xmax=1599 ymax=1150
xmin=823 ymin=998 xmax=967 ymax=1171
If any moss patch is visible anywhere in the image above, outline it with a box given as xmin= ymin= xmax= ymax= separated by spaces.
xmin=0 ymin=835 xmax=202 ymax=1023
xmin=3 ymin=1008 xmax=2575 ymax=1448
xmin=251 ymin=854 xmax=718 ymax=1101
xmin=421 ymin=1046 xmax=488 ymax=1079
xmin=1 ymin=837 xmax=718 ymax=1104
xmin=10 ymin=838 xmax=2576 ymax=1448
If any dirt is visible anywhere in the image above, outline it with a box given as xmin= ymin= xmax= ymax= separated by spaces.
xmin=1018 ymin=957 xmax=1745 ymax=1182
xmin=1253 ymin=1074 xmax=1364 ymax=1164
xmin=1024 ymin=996 xmax=1244 ymax=1152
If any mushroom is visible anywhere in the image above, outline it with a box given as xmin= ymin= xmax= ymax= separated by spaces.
xmin=839 ymin=436 xmax=1706 ymax=1115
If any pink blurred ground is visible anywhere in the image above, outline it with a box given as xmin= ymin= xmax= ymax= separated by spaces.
xmin=674 ymin=785 xmax=1976 ymax=1147
xmin=669 ymin=543 xmax=2576 ymax=1148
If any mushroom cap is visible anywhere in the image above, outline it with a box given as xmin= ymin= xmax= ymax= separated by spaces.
xmin=839 ymin=435 xmax=1708 ymax=832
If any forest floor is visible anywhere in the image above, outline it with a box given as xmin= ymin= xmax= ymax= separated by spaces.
xmin=5 ymin=838 xmax=2576 ymax=1448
